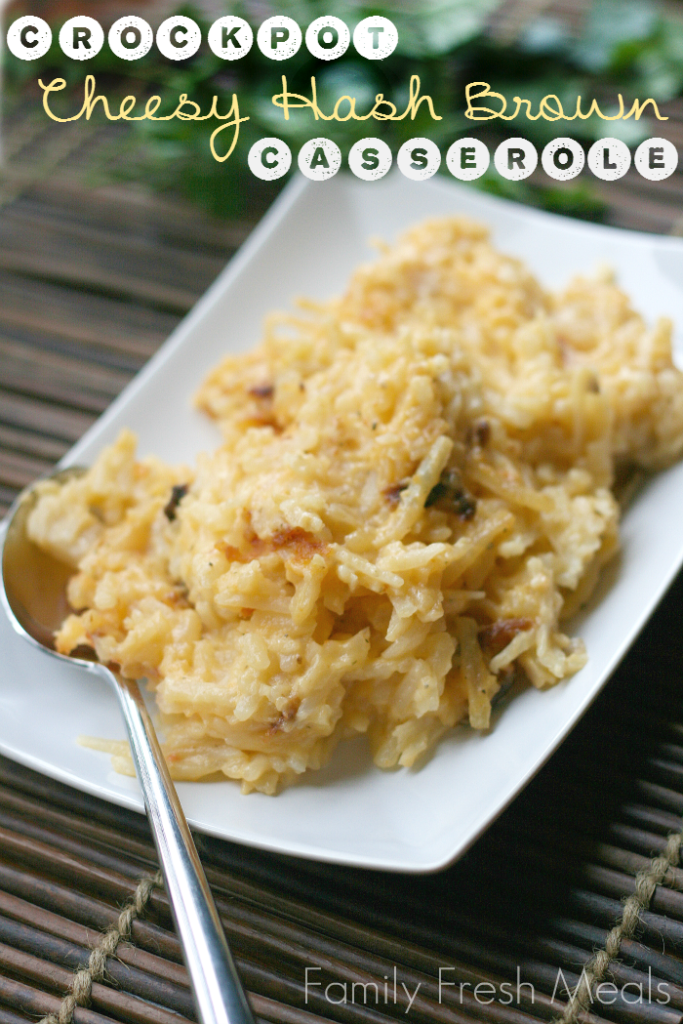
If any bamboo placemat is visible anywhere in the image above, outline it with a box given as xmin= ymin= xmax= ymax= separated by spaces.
xmin=1 ymin=94 xmax=683 ymax=1024
xmin=2 ymin=575 xmax=683 ymax=1024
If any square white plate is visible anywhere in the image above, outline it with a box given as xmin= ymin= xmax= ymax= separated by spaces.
xmin=2 ymin=172 xmax=683 ymax=873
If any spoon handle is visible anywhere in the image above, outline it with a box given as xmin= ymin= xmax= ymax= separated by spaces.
xmin=110 ymin=669 xmax=255 ymax=1024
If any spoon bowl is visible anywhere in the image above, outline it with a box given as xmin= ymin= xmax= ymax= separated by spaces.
xmin=2 ymin=467 xmax=82 ymax=652
xmin=1 ymin=467 xmax=255 ymax=1024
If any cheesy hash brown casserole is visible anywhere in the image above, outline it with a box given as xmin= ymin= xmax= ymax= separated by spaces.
xmin=27 ymin=218 xmax=683 ymax=794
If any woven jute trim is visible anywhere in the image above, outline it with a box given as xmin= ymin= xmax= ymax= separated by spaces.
xmin=40 ymin=869 xmax=164 ymax=1024
xmin=556 ymin=830 xmax=682 ymax=1024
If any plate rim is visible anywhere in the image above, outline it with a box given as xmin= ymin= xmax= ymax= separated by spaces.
xmin=2 ymin=171 xmax=683 ymax=874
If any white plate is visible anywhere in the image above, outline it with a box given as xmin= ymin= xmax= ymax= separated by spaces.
xmin=2 ymin=173 xmax=683 ymax=873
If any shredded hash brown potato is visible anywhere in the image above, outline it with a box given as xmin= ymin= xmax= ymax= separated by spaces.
xmin=27 ymin=218 xmax=683 ymax=794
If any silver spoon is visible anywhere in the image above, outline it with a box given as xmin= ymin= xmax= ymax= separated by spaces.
xmin=0 ymin=467 xmax=255 ymax=1024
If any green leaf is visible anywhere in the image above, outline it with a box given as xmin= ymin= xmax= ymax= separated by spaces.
xmin=393 ymin=0 xmax=505 ymax=58
xmin=572 ymin=0 xmax=657 ymax=72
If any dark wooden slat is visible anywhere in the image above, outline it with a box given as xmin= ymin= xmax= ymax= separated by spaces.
xmin=0 ymin=1003 xmax=34 ymax=1024
xmin=0 ymin=790 xmax=596 ymax=1024
xmin=0 ymin=786 xmax=156 ymax=868
xmin=0 ymin=203 xmax=226 ymax=282
xmin=0 ymin=745 xmax=671 ymax=1024
xmin=249 ymin=993 xmax=344 ymax=1024
xmin=5 ymin=724 xmax=675 ymax=1024
xmin=518 ymin=935 xmax=683 ymax=1014
xmin=0 ymin=391 xmax=95 ymax=442
xmin=0 ymin=868 xmax=334 ymax=1024
xmin=238 ymin=958 xmax=432 ymax=1024
xmin=0 ymin=334 xmax=131 ymax=397
xmin=0 ymin=308 xmax=149 ymax=376
xmin=0 ymin=804 xmax=153 ymax=881
xmin=598 ymin=181 xmax=683 ymax=233
xmin=0 ymin=802 xmax=618 ymax=1024
xmin=415 ymin=851 xmax=683 ymax=1010
xmin=479 ymin=840 xmax=683 ymax=921
xmin=0 ymin=853 xmax=402 ymax=1024
xmin=0 ymin=250 xmax=201 ymax=315
xmin=500 ymin=824 xmax=683 ymax=892
xmin=547 ymin=919 xmax=683 ymax=988
xmin=0 ymin=423 xmax=68 ymax=463
xmin=0 ymin=938 xmax=193 ymax=1024
xmin=0 ymin=364 xmax=121 ymax=415
xmin=0 ymin=916 xmax=196 ymax=1023
xmin=0 ymin=449 xmax=54 ymax=490
xmin=0 ymin=272 xmax=177 ymax=360
xmin=0 ymin=209 xmax=223 ymax=313
xmin=0 ymin=862 xmax=183 ymax=967
xmin=0 ymin=890 xmax=189 ymax=991
xmin=0 ymin=824 xmax=142 ymax=906
xmin=634 ymin=777 xmax=683 ymax=816
xmin=0 ymin=485 xmax=20 ymax=513
xmin=0 ymin=972 xmax=116 ymax=1024
xmin=0 ymin=756 xmax=152 ymax=839
xmin=0 ymin=812 xmax=589 ymax=1024
xmin=18 ymin=179 xmax=254 ymax=257
xmin=568 ymin=889 xmax=683 ymax=956
xmin=607 ymin=185 xmax=683 ymax=231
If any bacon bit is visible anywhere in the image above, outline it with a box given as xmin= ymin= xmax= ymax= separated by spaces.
xmin=243 ymin=414 xmax=282 ymax=432
xmin=467 ymin=420 xmax=490 ymax=447
xmin=239 ymin=608 xmax=254 ymax=620
xmin=165 ymin=586 xmax=190 ymax=608
xmin=271 ymin=526 xmax=326 ymax=563
xmin=217 ymin=527 xmax=325 ymax=565
xmin=268 ymin=704 xmax=299 ymax=736
xmin=383 ymin=481 xmax=409 ymax=507
xmin=249 ymin=383 xmax=275 ymax=399
xmin=248 ymin=534 xmax=269 ymax=555
xmin=68 ymin=643 xmax=98 ymax=661
xmin=217 ymin=541 xmax=246 ymax=562
xmin=227 ymin=522 xmax=271 ymax=561
xmin=164 ymin=484 xmax=189 ymax=522
xmin=479 ymin=618 xmax=533 ymax=657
